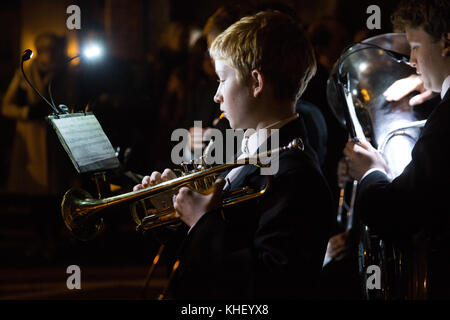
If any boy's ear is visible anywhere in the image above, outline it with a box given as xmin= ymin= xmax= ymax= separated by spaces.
xmin=442 ymin=32 xmax=450 ymax=57
xmin=251 ymin=69 xmax=264 ymax=98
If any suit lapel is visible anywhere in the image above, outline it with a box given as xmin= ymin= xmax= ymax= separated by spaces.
xmin=420 ymin=89 xmax=450 ymax=138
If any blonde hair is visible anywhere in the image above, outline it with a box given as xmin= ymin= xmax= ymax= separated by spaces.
xmin=209 ymin=10 xmax=316 ymax=102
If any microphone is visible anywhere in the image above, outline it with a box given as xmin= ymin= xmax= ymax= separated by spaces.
xmin=21 ymin=49 xmax=62 ymax=115
xmin=385 ymin=50 xmax=411 ymax=66
xmin=358 ymin=43 xmax=411 ymax=66
xmin=337 ymin=42 xmax=412 ymax=83
xmin=365 ymin=44 xmax=412 ymax=66
xmin=22 ymin=49 xmax=33 ymax=61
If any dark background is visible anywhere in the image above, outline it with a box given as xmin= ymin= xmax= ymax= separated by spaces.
xmin=0 ymin=0 xmax=400 ymax=299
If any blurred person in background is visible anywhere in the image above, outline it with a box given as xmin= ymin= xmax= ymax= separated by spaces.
xmin=1 ymin=32 xmax=77 ymax=259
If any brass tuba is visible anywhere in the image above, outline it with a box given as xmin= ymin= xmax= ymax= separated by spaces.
xmin=61 ymin=138 xmax=304 ymax=241
xmin=327 ymin=33 xmax=429 ymax=299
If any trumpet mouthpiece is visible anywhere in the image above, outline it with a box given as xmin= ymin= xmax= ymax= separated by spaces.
xmin=288 ymin=138 xmax=304 ymax=151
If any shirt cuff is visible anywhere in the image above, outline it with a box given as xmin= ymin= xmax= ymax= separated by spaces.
xmin=360 ymin=168 xmax=387 ymax=182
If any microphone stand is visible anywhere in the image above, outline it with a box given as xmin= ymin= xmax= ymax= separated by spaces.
xmin=20 ymin=49 xmax=62 ymax=115
xmin=48 ymin=55 xmax=81 ymax=114
xmin=21 ymin=49 xmax=84 ymax=116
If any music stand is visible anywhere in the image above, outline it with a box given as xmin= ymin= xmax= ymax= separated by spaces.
xmin=47 ymin=112 xmax=121 ymax=198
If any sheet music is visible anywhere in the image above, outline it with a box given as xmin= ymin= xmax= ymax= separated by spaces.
xmin=49 ymin=113 xmax=120 ymax=173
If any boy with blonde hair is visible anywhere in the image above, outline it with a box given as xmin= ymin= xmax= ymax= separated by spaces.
xmin=135 ymin=10 xmax=334 ymax=299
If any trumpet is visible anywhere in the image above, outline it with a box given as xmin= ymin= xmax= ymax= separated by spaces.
xmin=61 ymin=138 xmax=304 ymax=241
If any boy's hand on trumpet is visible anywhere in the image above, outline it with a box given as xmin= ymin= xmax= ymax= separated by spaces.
xmin=173 ymin=177 xmax=226 ymax=228
xmin=133 ymin=169 xmax=177 ymax=191
xmin=133 ymin=170 xmax=226 ymax=228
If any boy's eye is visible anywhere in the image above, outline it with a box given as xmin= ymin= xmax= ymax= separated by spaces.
xmin=217 ymin=79 xmax=225 ymax=83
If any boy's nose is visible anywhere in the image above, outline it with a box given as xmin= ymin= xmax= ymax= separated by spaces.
xmin=213 ymin=91 xmax=222 ymax=104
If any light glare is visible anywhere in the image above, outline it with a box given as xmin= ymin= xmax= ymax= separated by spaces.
xmin=83 ymin=44 xmax=102 ymax=59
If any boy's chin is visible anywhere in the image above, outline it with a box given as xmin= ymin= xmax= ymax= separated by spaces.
xmin=229 ymin=122 xmax=243 ymax=130
xmin=228 ymin=118 xmax=251 ymax=130
xmin=227 ymin=119 xmax=237 ymax=129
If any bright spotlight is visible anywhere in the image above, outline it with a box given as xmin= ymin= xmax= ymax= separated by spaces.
xmin=83 ymin=44 xmax=103 ymax=59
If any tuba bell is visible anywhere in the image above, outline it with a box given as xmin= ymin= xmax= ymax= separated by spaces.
xmin=327 ymin=33 xmax=429 ymax=299
xmin=61 ymin=138 xmax=304 ymax=241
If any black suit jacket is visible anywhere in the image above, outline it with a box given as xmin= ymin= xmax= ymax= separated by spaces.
xmin=170 ymin=118 xmax=335 ymax=299
xmin=296 ymin=99 xmax=328 ymax=167
xmin=356 ymin=89 xmax=450 ymax=298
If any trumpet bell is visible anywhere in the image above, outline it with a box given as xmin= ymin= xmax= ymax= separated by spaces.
xmin=61 ymin=188 xmax=104 ymax=241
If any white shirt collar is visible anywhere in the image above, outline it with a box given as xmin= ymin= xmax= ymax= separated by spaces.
xmin=240 ymin=113 xmax=299 ymax=158
xmin=442 ymin=75 xmax=450 ymax=100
